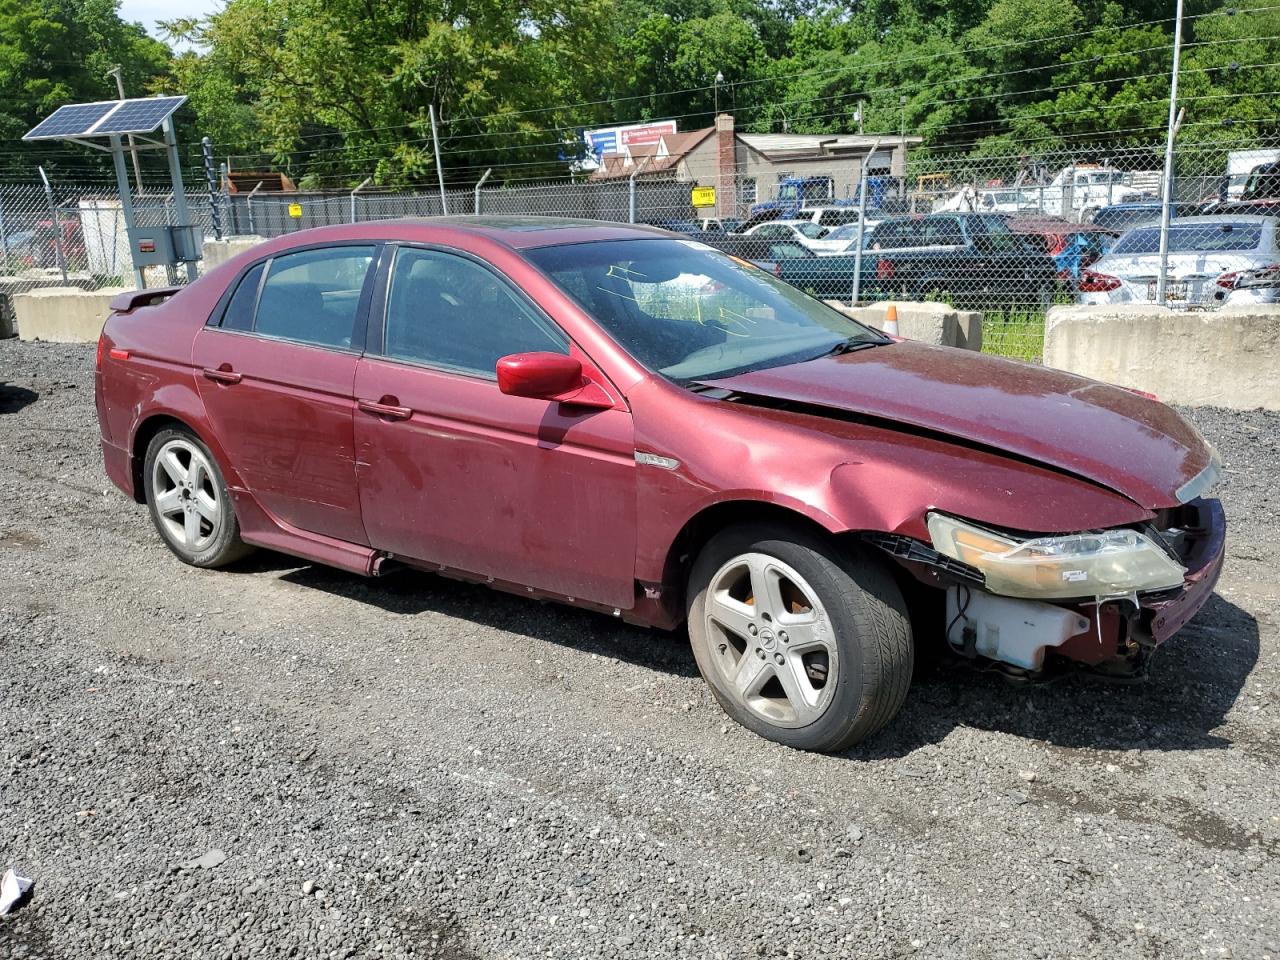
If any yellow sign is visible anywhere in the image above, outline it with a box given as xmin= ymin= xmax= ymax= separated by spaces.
xmin=288 ymin=202 xmax=303 ymax=219
xmin=691 ymin=185 xmax=716 ymax=208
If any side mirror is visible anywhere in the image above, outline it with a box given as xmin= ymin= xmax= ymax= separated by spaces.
xmin=495 ymin=352 xmax=614 ymax=409
xmin=496 ymin=352 xmax=583 ymax=399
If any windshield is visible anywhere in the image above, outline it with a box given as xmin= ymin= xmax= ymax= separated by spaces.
xmin=525 ymin=238 xmax=886 ymax=384
xmin=794 ymin=222 xmax=826 ymax=239
xmin=827 ymin=224 xmax=860 ymax=241
xmin=1112 ymin=222 xmax=1263 ymax=255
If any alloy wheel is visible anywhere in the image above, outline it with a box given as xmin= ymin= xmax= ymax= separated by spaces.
xmin=701 ymin=552 xmax=839 ymax=728
xmin=150 ymin=438 xmax=222 ymax=553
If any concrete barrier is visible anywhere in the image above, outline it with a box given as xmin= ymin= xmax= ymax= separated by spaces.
xmin=1 ymin=274 xmax=97 ymax=338
xmin=201 ymin=235 xmax=267 ymax=272
xmin=1044 ymin=304 xmax=1280 ymax=410
xmin=824 ymin=300 xmax=983 ymax=351
xmin=14 ymin=286 xmax=127 ymax=343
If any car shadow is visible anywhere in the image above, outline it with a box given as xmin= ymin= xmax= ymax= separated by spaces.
xmin=232 ymin=553 xmax=1259 ymax=756
xmin=264 ymin=558 xmax=701 ymax=680
xmin=0 ymin=383 xmax=38 ymax=414
xmin=847 ymin=593 xmax=1260 ymax=760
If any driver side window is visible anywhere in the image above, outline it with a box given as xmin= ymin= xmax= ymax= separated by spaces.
xmin=383 ymin=248 xmax=568 ymax=378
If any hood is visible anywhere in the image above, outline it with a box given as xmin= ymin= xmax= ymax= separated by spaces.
xmin=701 ymin=341 xmax=1212 ymax=509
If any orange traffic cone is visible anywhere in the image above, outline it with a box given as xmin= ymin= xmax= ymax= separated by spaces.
xmin=883 ymin=303 xmax=900 ymax=337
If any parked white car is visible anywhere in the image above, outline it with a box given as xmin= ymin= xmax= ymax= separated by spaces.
xmin=1223 ymin=262 xmax=1280 ymax=304
xmin=740 ymin=219 xmax=832 ymax=253
xmin=1077 ymin=215 xmax=1279 ymax=307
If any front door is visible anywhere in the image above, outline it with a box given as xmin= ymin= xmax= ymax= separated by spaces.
xmin=352 ymin=246 xmax=637 ymax=609
xmin=192 ymin=244 xmax=378 ymax=544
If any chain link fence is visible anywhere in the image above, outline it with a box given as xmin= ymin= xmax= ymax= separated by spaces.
xmin=5 ymin=133 xmax=1279 ymax=359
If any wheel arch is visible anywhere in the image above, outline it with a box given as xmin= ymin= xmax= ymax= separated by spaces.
xmin=130 ymin=414 xmax=203 ymax=503
xmin=655 ymin=498 xmax=860 ymax=617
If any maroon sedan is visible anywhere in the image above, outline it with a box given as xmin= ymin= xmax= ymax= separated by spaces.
xmin=95 ymin=218 xmax=1225 ymax=752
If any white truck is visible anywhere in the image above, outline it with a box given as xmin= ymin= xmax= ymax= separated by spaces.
xmin=1032 ymin=165 xmax=1150 ymax=219
xmin=1225 ymin=149 xmax=1280 ymax=200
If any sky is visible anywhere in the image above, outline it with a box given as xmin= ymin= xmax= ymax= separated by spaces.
xmin=118 ymin=0 xmax=221 ymax=46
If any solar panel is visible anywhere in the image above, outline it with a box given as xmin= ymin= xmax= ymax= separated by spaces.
xmin=23 ymin=101 xmax=119 ymax=140
xmin=22 ymin=95 xmax=188 ymax=141
xmin=91 ymin=96 xmax=187 ymax=136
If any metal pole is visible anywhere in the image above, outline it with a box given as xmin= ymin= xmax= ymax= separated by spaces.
xmin=107 ymin=66 xmax=145 ymax=194
xmin=1156 ymin=0 xmax=1186 ymax=306
xmin=429 ymin=104 xmax=449 ymax=215
xmin=350 ymin=176 xmax=372 ymax=223
xmin=246 ymin=180 xmax=264 ymax=235
xmin=37 ymin=166 xmax=68 ymax=283
xmin=107 ymin=140 xmax=145 ymax=288
xmin=0 ymin=194 xmax=10 ymax=275
xmin=473 ymin=168 xmax=492 ymax=215
xmin=628 ymin=156 xmax=653 ymax=224
xmin=851 ymin=139 xmax=881 ymax=305
xmin=202 ymin=138 xmax=222 ymax=241
xmin=162 ymin=116 xmax=199 ymax=282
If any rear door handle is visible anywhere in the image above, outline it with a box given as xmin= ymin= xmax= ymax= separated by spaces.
xmin=357 ymin=397 xmax=413 ymax=421
xmin=202 ymin=366 xmax=242 ymax=385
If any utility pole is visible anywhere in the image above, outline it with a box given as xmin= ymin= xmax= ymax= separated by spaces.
xmin=714 ymin=71 xmax=724 ymax=116
xmin=1156 ymin=0 xmax=1185 ymax=306
xmin=429 ymin=104 xmax=449 ymax=215
xmin=899 ymin=94 xmax=909 ymax=200
xmin=855 ymin=101 xmax=865 ymax=136
xmin=107 ymin=65 xmax=144 ymax=193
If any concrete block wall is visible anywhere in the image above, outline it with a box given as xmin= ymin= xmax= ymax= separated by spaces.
xmin=1044 ymin=304 xmax=1280 ymax=411
xmin=201 ymin=236 xmax=268 ymax=272
xmin=13 ymin=287 xmax=127 ymax=343
xmin=824 ymin=300 xmax=983 ymax=351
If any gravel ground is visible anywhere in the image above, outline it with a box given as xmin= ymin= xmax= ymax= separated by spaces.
xmin=1 ymin=337 xmax=1278 ymax=960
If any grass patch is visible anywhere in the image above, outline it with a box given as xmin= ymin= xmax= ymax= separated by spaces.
xmin=981 ymin=310 xmax=1046 ymax=362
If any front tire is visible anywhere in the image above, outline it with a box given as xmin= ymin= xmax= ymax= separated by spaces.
xmin=687 ymin=524 xmax=913 ymax=752
xmin=143 ymin=428 xmax=253 ymax=568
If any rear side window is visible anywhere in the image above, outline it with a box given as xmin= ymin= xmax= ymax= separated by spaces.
xmin=253 ymin=246 xmax=376 ymax=348
xmin=221 ymin=262 xmax=264 ymax=331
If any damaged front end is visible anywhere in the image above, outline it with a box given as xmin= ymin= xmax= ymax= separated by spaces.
xmin=868 ymin=497 xmax=1227 ymax=681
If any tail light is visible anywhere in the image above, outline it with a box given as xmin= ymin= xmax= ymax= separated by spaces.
xmin=1216 ymin=271 xmax=1239 ymax=289
xmin=1224 ymin=263 xmax=1280 ymax=289
xmin=96 ymin=333 xmax=106 ymax=372
xmin=773 ymin=262 xmax=782 ymax=278
xmin=875 ymin=258 xmax=895 ymax=280
xmin=1077 ymin=269 xmax=1121 ymax=292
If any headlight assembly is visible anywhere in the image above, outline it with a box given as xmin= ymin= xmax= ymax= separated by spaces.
xmin=926 ymin=513 xmax=1186 ymax=600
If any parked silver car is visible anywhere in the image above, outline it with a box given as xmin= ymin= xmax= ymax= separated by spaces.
xmin=1077 ymin=215 xmax=1278 ymax=306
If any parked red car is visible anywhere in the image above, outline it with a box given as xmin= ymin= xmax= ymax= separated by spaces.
xmin=95 ymin=218 xmax=1226 ymax=751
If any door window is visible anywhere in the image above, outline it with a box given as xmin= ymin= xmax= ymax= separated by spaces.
xmin=383 ymin=248 xmax=567 ymax=377
xmin=220 ymin=262 xmax=264 ymax=331
xmin=253 ymin=246 xmax=376 ymax=348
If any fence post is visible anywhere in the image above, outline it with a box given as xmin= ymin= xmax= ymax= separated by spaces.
xmin=246 ymin=180 xmax=264 ymax=235
xmin=851 ymin=139 xmax=880 ymax=306
xmin=473 ymin=168 xmax=493 ymax=215
xmin=0 ymin=193 xmax=10 ymax=275
xmin=350 ymin=177 xmax=372 ymax=223
xmin=202 ymin=138 xmax=222 ymax=241
xmin=1156 ymin=0 xmax=1186 ymax=306
xmin=628 ymin=156 xmax=653 ymax=224
xmin=37 ymin=166 xmax=68 ymax=283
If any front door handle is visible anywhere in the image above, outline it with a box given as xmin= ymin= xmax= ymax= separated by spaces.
xmin=357 ymin=397 xmax=413 ymax=421
xmin=202 ymin=366 xmax=242 ymax=385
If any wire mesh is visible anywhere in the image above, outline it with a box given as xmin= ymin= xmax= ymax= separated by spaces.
xmin=5 ymin=133 xmax=1280 ymax=359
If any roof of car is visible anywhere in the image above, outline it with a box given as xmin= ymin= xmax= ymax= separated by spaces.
xmin=1152 ymin=214 xmax=1274 ymax=226
xmin=272 ymin=216 xmax=674 ymax=251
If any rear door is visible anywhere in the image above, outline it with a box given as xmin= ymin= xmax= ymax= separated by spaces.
xmin=352 ymin=245 xmax=637 ymax=608
xmin=192 ymin=243 xmax=379 ymax=544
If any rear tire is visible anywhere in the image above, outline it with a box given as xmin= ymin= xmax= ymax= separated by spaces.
xmin=686 ymin=523 xmax=913 ymax=752
xmin=143 ymin=427 xmax=253 ymax=568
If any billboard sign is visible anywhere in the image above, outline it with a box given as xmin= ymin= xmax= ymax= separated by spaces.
xmin=583 ymin=120 xmax=677 ymax=162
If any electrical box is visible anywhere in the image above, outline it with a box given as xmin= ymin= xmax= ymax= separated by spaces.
xmin=128 ymin=226 xmax=203 ymax=267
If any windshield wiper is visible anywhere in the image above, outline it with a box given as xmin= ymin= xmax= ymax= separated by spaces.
xmin=824 ymin=337 xmax=886 ymax=357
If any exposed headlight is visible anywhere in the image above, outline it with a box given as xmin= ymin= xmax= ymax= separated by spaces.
xmin=926 ymin=513 xmax=1186 ymax=600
